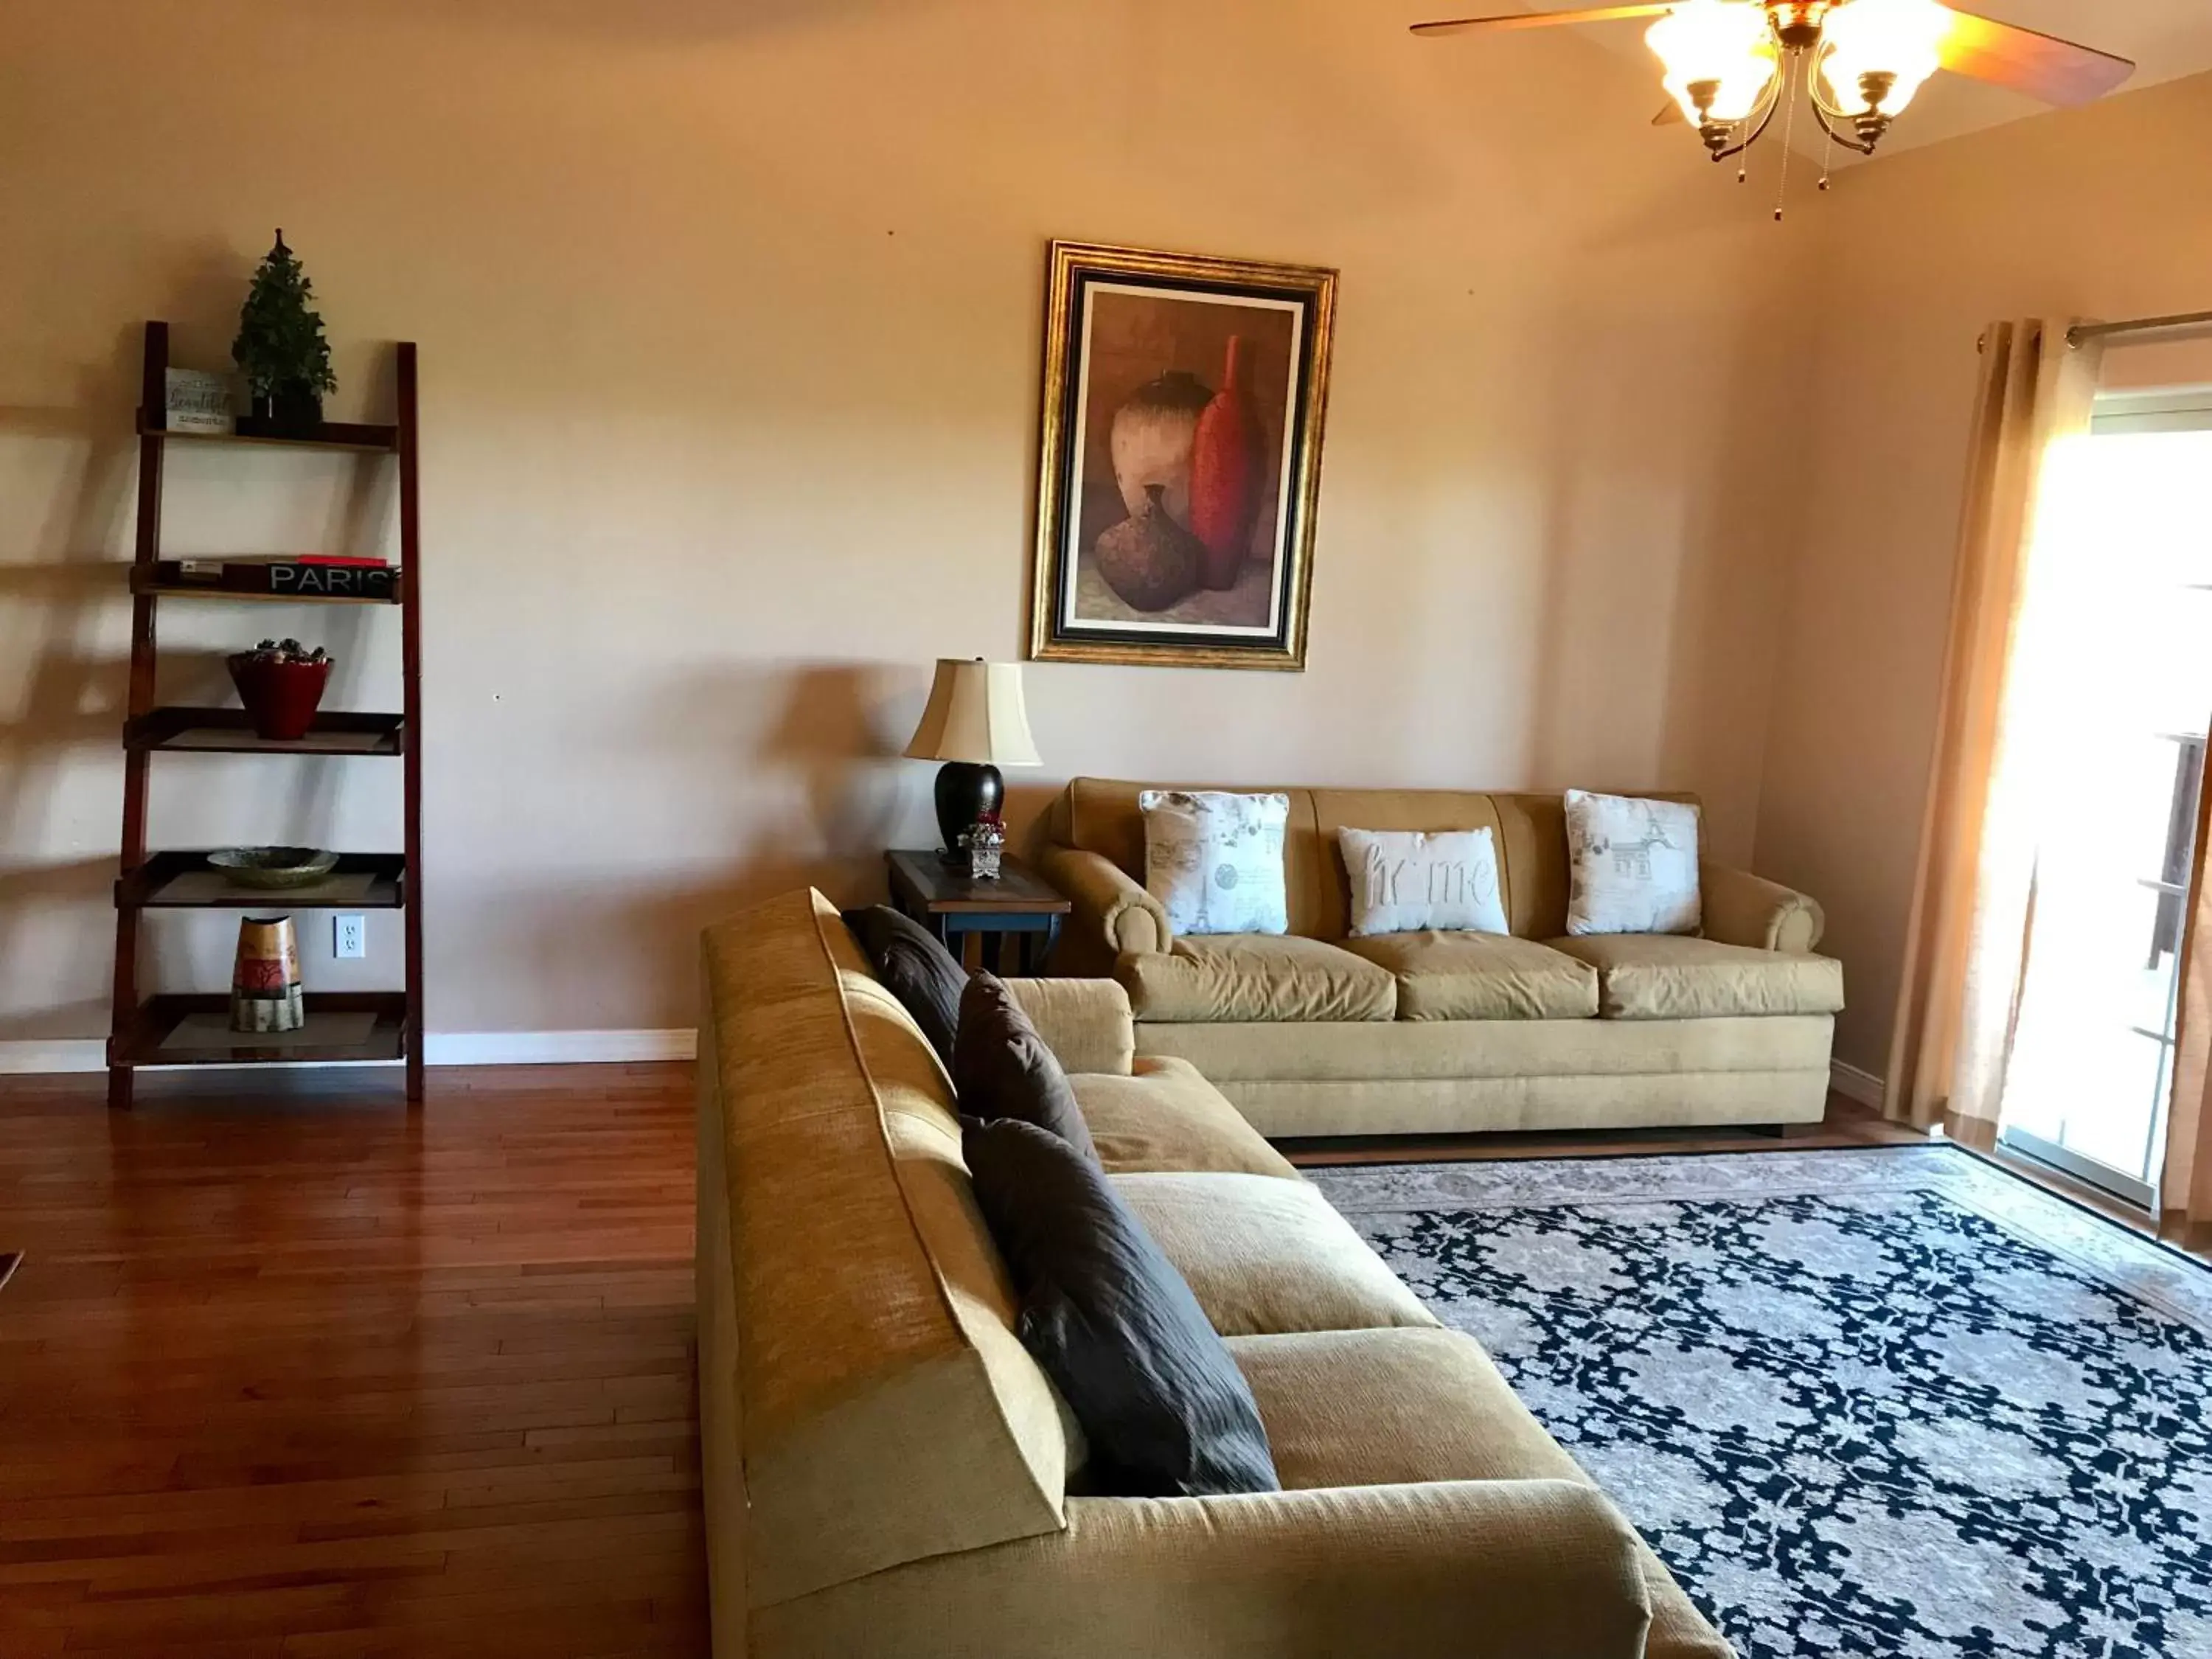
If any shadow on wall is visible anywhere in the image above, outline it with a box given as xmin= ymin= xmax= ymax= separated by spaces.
xmin=0 ymin=326 xmax=148 ymax=1043
xmin=451 ymin=658 xmax=946 ymax=1032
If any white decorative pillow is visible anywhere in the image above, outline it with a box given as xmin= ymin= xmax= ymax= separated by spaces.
xmin=1138 ymin=790 xmax=1290 ymax=937
xmin=1565 ymin=790 xmax=1701 ymax=936
xmin=1338 ymin=828 xmax=1509 ymax=937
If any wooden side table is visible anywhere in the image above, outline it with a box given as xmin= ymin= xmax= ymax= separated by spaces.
xmin=886 ymin=850 xmax=1071 ymax=975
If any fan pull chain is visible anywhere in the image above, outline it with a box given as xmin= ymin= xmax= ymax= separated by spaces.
xmin=1819 ymin=119 xmax=1836 ymax=192
xmin=1774 ymin=49 xmax=1801 ymax=221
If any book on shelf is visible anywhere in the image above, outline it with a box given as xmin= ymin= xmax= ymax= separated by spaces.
xmin=159 ymin=557 xmax=399 ymax=599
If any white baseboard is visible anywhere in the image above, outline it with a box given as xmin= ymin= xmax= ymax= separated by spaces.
xmin=0 ymin=1029 xmax=697 ymax=1076
xmin=0 ymin=1039 xmax=108 ymax=1075
xmin=423 ymin=1029 xmax=697 ymax=1065
xmin=1829 ymin=1059 xmax=1886 ymax=1110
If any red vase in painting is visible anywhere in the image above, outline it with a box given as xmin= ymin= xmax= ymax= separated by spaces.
xmin=1188 ymin=335 xmax=1263 ymax=591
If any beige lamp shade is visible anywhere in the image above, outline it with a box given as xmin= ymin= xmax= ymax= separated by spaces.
xmin=902 ymin=659 xmax=1042 ymax=766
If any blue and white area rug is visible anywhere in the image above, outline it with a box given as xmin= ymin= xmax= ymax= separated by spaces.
xmin=1311 ymin=1146 xmax=2212 ymax=1659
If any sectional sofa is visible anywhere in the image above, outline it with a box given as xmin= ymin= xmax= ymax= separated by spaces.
xmin=697 ymin=888 xmax=1734 ymax=1658
xmin=1037 ymin=778 xmax=1843 ymax=1138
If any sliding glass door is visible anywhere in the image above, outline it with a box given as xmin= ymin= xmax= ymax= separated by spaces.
xmin=1994 ymin=392 xmax=2212 ymax=1206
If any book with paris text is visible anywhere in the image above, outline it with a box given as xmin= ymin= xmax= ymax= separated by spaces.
xmin=159 ymin=556 xmax=397 ymax=600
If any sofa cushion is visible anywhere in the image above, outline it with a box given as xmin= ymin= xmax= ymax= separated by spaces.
xmin=1071 ymin=1058 xmax=1299 ymax=1180
xmin=1117 ymin=934 xmax=1396 ymax=1024
xmin=1228 ymin=1327 xmax=1731 ymax=1659
xmin=964 ymin=1118 xmax=1279 ymax=1499
xmin=1004 ymin=976 xmax=1135 ymax=1078
xmin=1550 ymin=934 xmax=1846 ymax=1021
xmin=955 ymin=973 xmax=1101 ymax=1161
xmin=841 ymin=903 xmax=966 ymax=1070
xmin=1110 ymin=1172 xmax=1438 ymax=1338
xmin=1340 ymin=932 xmax=1599 ymax=1022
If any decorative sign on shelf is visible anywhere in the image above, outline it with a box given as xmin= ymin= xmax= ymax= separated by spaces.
xmin=164 ymin=368 xmax=237 ymax=435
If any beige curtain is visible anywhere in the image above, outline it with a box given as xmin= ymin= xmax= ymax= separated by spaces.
xmin=2163 ymin=768 xmax=2212 ymax=1248
xmin=1885 ymin=319 xmax=2104 ymax=1140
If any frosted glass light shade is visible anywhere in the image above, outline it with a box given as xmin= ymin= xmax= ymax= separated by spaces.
xmin=1647 ymin=0 xmax=1778 ymax=124
xmin=902 ymin=659 xmax=1042 ymax=766
xmin=1820 ymin=0 xmax=1949 ymax=116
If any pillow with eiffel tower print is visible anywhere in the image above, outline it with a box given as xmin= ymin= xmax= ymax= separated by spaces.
xmin=1565 ymin=790 xmax=1701 ymax=936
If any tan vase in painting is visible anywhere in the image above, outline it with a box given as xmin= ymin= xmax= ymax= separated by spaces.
xmin=232 ymin=915 xmax=305 ymax=1034
xmin=1108 ymin=370 xmax=1212 ymax=526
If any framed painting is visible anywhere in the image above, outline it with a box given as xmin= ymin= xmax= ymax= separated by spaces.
xmin=1029 ymin=240 xmax=1338 ymax=670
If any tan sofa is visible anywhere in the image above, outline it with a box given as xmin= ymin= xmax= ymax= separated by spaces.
xmin=1038 ymin=779 xmax=1842 ymax=1138
xmin=698 ymin=888 xmax=1734 ymax=1658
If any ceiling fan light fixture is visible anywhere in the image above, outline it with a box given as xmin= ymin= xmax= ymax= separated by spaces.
xmin=1646 ymin=0 xmax=1778 ymax=125
xmin=1818 ymin=0 xmax=1949 ymax=116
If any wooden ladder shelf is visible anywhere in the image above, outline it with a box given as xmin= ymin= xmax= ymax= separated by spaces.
xmin=108 ymin=321 xmax=425 ymax=1107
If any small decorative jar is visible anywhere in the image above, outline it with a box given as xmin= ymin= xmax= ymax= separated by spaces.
xmin=964 ymin=812 xmax=1007 ymax=881
xmin=228 ymin=638 xmax=333 ymax=742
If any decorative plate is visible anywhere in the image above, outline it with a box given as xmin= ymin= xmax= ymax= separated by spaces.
xmin=209 ymin=846 xmax=339 ymax=889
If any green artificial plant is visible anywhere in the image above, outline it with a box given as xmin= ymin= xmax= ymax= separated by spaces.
xmin=232 ymin=230 xmax=337 ymax=406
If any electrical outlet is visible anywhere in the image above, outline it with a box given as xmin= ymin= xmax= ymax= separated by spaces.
xmin=334 ymin=914 xmax=367 ymax=959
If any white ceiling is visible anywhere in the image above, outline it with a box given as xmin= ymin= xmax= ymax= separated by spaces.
xmin=1426 ymin=1 xmax=2212 ymax=157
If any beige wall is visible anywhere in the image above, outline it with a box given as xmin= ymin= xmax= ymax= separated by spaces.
xmin=1754 ymin=72 xmax=2212 ymax=1079
xmin=0 ymin=0 xmax=1823 ymax=1044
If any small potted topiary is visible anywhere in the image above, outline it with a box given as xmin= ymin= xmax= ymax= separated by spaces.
xmin=233 ymin=230 xmax=338 ymax=435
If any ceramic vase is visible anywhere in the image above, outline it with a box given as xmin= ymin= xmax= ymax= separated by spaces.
xmin=1188 ymin=335 xmax=1264 ymax=591
xmin=232 ymin=915 xmax=305 ymax=1034
xmin=1108 ymin=370 xmax=1212 ymax=527
xmin=228 ymin=652 xmax=333 ymax=742
xmin=1094 ymin=484 xmax=1204 ymax=612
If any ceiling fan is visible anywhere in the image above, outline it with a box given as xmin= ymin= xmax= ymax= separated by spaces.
xmin=1411 ymin=1 xmax=2133 ymax=192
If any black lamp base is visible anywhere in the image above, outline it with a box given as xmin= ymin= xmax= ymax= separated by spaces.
xmin=933 ymin=762 xmax=1004 ymax=863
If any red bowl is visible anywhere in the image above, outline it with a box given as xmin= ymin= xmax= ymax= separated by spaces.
xmin=226 ymin=653 xmax=333 ymax=742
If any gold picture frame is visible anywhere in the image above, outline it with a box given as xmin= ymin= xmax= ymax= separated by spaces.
xmin=1028 ymin=240 xmax=1338 ymax=670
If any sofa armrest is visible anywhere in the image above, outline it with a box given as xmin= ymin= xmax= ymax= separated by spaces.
xmin=1703 ymin=860 xmax=1826 ymax=954
xmin=1003 ymin=977 xmax=1135 ymax=1077
xmin=751 ymin=1478 xmax=1652 ymax=1659
xmin=1037 ymin=845 xmax=1171 ymax=959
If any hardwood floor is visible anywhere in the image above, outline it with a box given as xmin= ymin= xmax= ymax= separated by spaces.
xmin=0 ymin=1064 xmax=707 ymax=1658
xmin=0 ymin=1065 xmax=1914 ymax=1656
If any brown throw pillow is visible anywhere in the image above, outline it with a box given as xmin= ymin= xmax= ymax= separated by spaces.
xmin=842 ymin=905 xmax=965 ymax=1071
xmin=964 ymin=1116 xmax=1279 ymax=1499
xmin=954 ymin=972 xmax=1099 ymax=1163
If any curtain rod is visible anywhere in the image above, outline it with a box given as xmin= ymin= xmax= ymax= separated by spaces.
xmin=2070 ymin=310 xmax=2212 ymax=347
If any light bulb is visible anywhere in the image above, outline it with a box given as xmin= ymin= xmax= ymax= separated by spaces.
xmin=1820 ymin=0 xmax=1950 ymax=116
xmin=1647 ymin=1 xmax=1780 ymax=125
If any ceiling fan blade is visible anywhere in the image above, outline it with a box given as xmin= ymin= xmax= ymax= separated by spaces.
xmin=1411 ymin=4 xmax=1674 ymax=38
xmin=1653 ymin=100 xmax=1685 ymax=127
xmin=1936 ymin=7 xmax=2135 ymax=106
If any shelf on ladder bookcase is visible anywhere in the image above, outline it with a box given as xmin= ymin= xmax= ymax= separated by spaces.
xmin=136 ymin=412 xmax=400 ymax=453
xmin=110 ymin=992 xmax=409 ymax=1068
xmin=116 ymin=851 xmax=407 ymax=911
xmin=126 ymin=709 xmax=406 ymax=756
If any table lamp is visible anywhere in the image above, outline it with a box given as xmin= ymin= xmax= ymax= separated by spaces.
xmin=903 ymin=658 xmax=1041 ymax=860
